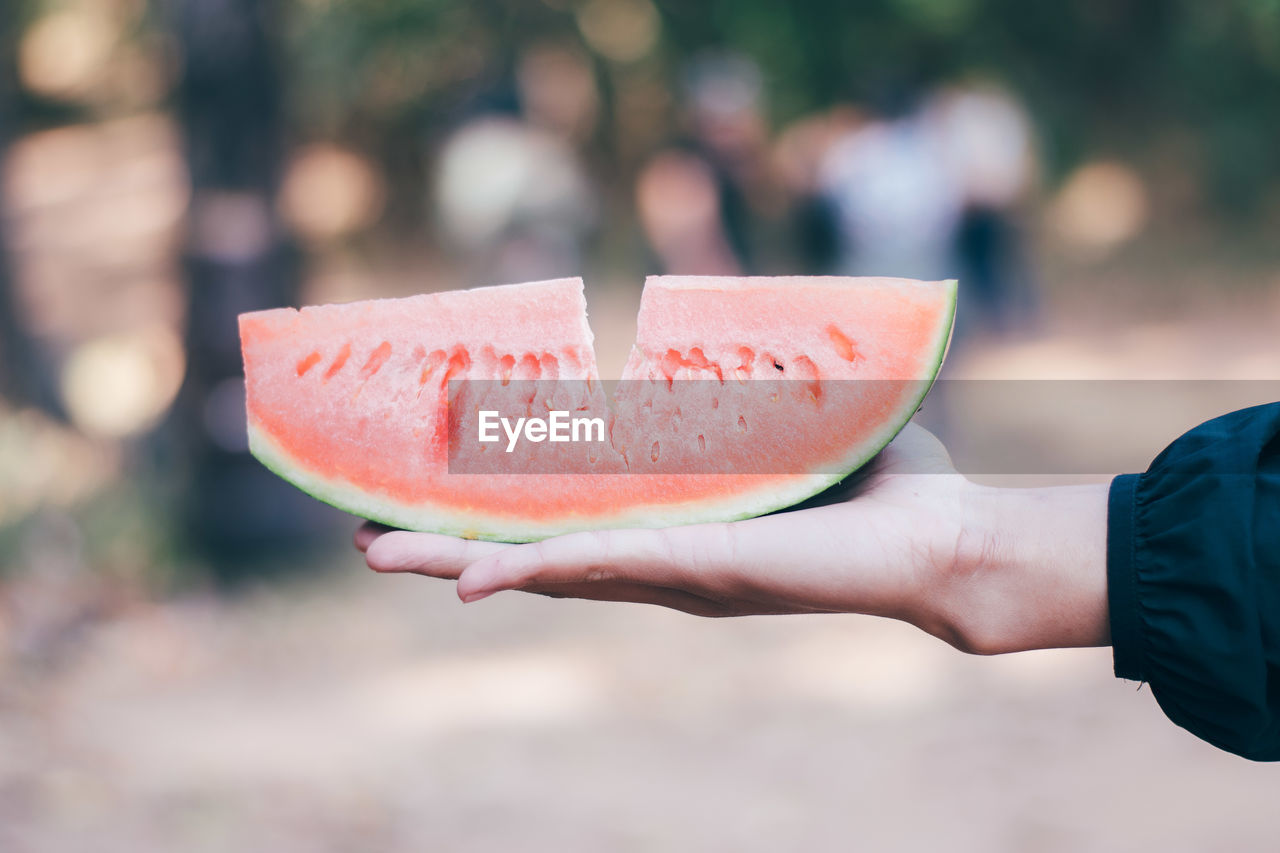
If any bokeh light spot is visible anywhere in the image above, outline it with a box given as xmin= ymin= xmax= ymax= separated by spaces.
xmin=19 ymin=10 xmax=117 ymax=101
xmin=279 ymin=144 xmax=387 ymax=242
xmin=1048 ymin=160 xmax=1150 ymax=254
xmin=576 ymin=0 xmax=660 ymax=64
xmin=60 ymin=326 xmax=185 ymax=439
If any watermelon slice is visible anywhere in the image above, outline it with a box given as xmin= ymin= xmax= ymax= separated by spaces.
xmin=239 ymin=276 xmax=955 ymax=541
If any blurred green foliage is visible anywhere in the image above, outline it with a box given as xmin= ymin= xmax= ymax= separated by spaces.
xmin=276 ymin=0 xmax=1280 ymax=212
xmin=7 ymin=0 xmax=1278 ymax=211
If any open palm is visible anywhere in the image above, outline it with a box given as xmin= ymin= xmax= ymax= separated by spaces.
xmin=357 ymin=425 xmax=974 ymax=622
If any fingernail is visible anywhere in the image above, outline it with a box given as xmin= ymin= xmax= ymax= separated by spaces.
xmin=461 ymin=589 xmax=495 ymax=604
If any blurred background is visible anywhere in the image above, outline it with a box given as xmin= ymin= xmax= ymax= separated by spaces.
xmin=1 ymin=1 xmax=1278 ymax=850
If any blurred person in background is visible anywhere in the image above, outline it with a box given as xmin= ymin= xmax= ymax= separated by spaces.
xmin=636 ymin=51 xmax=776 ymax=276
xmin=817 ymin=78 xmax=1039 ymax=342
xmin=935 ymin=84 xmax=1040 ymax=339
xmin=771 ymin=104 xmax=865 ymax=275
xmin=433 ymin=44 xmax=598 ymax=288
xmin=817 ymin=77 xmax=962 ymax=283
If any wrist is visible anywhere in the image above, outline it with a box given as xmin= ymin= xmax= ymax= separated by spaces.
xmin=916 ymin=482 xmax=1111 ymax=654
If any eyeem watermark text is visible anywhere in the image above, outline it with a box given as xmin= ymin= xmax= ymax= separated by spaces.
xmin=478 ymin=410 xmax=606 ymax=453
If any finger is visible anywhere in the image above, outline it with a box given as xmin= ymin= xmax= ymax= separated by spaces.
xmin=365 ymin=531 xmax=508 ymax=577
xmin=456 ymin=524 xmax=735 ymax=602
xmin=354 ymin=521 xmax=397 ymax=553
xmin=516 ymin=580 xmax=731 ymax=617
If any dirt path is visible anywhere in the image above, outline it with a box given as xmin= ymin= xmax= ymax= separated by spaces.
xmin=4 ymin=547 xmax=1280 ymax=852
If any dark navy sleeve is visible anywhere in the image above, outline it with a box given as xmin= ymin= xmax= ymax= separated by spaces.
xmin=1107 ymin=402 xmax=1280 ymax=761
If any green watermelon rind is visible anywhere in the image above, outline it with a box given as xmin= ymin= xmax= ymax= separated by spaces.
xmin=247 ymin=279 xmax=957 ymax=543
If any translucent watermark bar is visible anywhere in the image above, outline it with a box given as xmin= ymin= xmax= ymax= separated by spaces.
xmin=446 ymin=379 xmax=1279 ymax=475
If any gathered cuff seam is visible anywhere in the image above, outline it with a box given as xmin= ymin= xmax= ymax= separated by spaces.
xmin=1108 ymin=472 xmax=1145 ymax=681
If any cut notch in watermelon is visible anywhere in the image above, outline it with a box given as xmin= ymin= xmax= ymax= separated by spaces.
xmin=240 ymin=276 xmax=956 ymax=542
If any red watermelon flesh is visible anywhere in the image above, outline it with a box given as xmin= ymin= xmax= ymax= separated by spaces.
xmin=239 ymin=276 xmax=955 ymax=541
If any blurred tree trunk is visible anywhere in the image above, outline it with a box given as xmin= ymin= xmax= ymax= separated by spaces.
xmin=174 ymin=0 xmax=330 ymax=576
xmin=0 ymin=6 xmax=62 ymax=417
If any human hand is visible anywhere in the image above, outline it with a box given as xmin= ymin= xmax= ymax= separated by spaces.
xmin=356 ymin=424 xmax=1110 ymax=654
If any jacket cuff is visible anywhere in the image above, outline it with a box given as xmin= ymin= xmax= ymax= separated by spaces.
xmin=1107 ymin=472 xmax=1144 ymax=681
